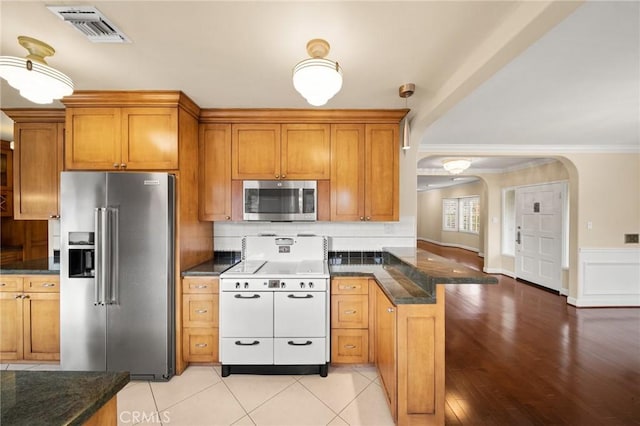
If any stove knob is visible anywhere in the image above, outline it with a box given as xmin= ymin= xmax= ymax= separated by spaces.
xmin=244 ymin=282 xmax=249 ymax=289
xmin=282 ymin=282 xmax=286 ymax=289
xmin=300 ymin=282 xmax=305 ymax=288
xmin=235 ymin=282 xmax=240 ymax=289
xmin=308 ymin=282 xmax=314 ymax=288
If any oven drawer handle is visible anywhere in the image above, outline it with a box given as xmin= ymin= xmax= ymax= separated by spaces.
xmin=287 ymin=340 xmax=313 ymax=346
xmin=287 ymin=294 xmax=313 ymax=299
xmin=234 ymin=294 xmax=260 ymax=299
xmin=235 ymin=340 xmax=260 ymax=346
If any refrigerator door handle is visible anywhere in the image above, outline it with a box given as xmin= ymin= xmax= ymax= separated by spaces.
xmin=94 ymin=208 xmax=104 ymax=306
xmin=100 ymin=207 xmax=110 ymax=306
xmin=109 ymin=207 xmax=119 ymax=305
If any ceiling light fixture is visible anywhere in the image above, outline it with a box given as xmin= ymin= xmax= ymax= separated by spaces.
xmin=399 ymin=83 xmax=415 ymax=150
xmin=0 ymin=36 xmax=73 ymax=104
xmin=443 ymin=159 xmax=471 ymax=174
xmin=293 ymin=39 xmax=342 ymax=106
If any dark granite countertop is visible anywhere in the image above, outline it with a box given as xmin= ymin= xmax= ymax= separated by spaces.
xmin=182 ymin=247 xmax=497 ymax=305
xmin=0 ymin=370 xmax=129 ymax=426
xmin=181 ymin=259 xmax=239 ymax=276
xmin=330 ymin=247 xmax=498 ymax=305
xmin=0 ymin=257 xmax=60 ymax=275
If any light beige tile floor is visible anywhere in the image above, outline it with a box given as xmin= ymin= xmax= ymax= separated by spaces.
xmin=3 ymin=363 xmax=394 ymax=426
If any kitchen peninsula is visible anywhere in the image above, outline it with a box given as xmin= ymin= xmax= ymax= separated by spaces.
xmin=183 ymin=245 xmax=497 ymax=425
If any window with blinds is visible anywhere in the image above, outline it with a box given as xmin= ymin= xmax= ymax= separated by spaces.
xmin=442 ymin=196 xmax=480 ymax=234
xmin=442 ymin=198 xmax=458 ymax=231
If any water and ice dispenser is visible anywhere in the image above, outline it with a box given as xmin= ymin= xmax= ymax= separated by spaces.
xmin=67 ymin=232 xmax=95 ymax=278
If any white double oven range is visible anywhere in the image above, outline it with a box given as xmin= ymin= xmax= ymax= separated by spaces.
xmin=219 ymin=235 xmax=330 ymax=377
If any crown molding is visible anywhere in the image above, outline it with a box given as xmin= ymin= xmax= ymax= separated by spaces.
xmin=1 ymin=108 xmax=65 ymax=122
xmin=199 ymin=108 xmax=409 ymax=124
xmin=418 ymin=143 xmax=640 ymax=154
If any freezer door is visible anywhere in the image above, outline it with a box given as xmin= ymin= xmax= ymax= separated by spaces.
xmin=60 ymin=172 xmax=107 ymax=371
xmin=105 ymin=173 xmax=175 ymax=380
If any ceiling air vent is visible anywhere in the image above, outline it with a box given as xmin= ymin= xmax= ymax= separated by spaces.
xmin=47 ymin=6 xmax=130 ymax=43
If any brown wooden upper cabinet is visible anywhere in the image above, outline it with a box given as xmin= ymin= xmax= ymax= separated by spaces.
xmin=331 ymin=123 xmax=399 ymax=221
xmin=199 ymin=123 xmax=232 ymax=221
xmin=2 ymin=110 xmax=64 ymax=220
xmin=231 ymin=123 xmax=330 ymax=180
xmin=65 ymin=107 xmax=178 ymax=170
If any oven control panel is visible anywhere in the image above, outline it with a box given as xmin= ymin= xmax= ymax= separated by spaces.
xmin=220 ymin=278 xmax=327 ymax=292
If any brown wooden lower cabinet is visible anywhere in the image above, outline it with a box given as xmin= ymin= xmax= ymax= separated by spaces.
xmin=332 ymin=277 xmax=446 ymax=426
xmin=182 ymin=276 xmax=219 ymax=363
xmin=375 ymin=284 xmax=398 ymax=420
xmin=0 ymin=275 xmax=60 ymax=362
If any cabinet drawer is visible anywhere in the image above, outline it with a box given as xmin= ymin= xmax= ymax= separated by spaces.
xmin=331 ymin=295 xmax=368 ymax=328
xmin=331 ymin=278 xmax=369 ymax=295
xmin=183 ymin=277 xmax=218 ymax=294
xmin=331 ymin=329 xmax=369 ymax=364
xmin=183 ymin=294 xmax=219 ymax=328
xmin=183 ymin=327 xmax=218 ymax=363
xmin=0 ymin=276 xmax=23 ymax=292
xmin=220 ymin=337 xmax=273 ymax=365
xmin=24 ymin=276 xmax=60 ymax=293
xmin=274 ymin=337 xmax=326 ymax=365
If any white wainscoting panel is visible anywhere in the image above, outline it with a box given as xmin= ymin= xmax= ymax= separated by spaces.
xmin=570 ymin=248 xmax=640 ymax=307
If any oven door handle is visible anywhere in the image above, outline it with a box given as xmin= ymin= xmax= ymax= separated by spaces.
xmin=234 ymin=294 xmax=261 ymax=299
xmin=287 ymin=294 xmax=314 ymax=299
xmin=235 ymin=340 xmax=260 ymax=346
xmin=287 ymin=340 xmax=313 ymax=346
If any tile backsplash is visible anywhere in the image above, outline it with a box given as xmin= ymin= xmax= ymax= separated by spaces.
xmin=213 ymin=216 xmax=416 ymax=251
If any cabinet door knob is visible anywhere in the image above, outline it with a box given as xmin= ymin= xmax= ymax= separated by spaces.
xmin=360 ymin=217 xmax=365 ymax=221
xmin=120 ymin=163 xmax=127 ymax=168
xmin=366 ymin=216 xmax=371 ymax=221
xmin=225 ymin=216 xmax=231 ymax=220
xmin=344 ymin=310 xmax=357 ymax=315
xmin=194 ymin=343 xmax=208 ymax=348
xmin=344 ymin=344 xmax=356 ymax=349
xmin=194 ymin=285 xmax=208 ymax=289
xmin=275 ymin=174 xmax=279 ymax=179
xmin=22 ymin=295 xmax=30 ymax=299
xmin=387 ymin=307 xmax=394 ymax=313
xmin=281 ymin=174 xmax=286 ymax=179
xmin=42 ymin=283 xmax=56 ymax=287
xmin=15 ymin=294 xmax=22 ymax=299
xmin=113 ymin=163 xmax=119 ymax=168
xmin=49 ymin=215 xmax=60 ymax=219
xmin=195 ymin=309 xmax=208 ymax=314
xmin=0 ymin=283 xmax=6 ymax=287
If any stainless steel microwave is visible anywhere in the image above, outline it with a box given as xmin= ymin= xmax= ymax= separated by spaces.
xmin=243 ymin=180 xmax=317 ymax=221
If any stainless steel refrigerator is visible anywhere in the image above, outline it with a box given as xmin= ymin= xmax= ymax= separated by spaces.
xmin=60 ymin=172 xmax=175 ymax=381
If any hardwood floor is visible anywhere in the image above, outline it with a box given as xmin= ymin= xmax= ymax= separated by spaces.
xmin=417 ymin=241 xmax=640 ymax=425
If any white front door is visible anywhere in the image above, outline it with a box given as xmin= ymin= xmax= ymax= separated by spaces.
xmin=515 ymin=182 xmax=565 ymax=291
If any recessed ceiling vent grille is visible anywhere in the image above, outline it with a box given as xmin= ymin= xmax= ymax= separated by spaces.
xmin=47 ymin=6 xmax=130 ymax=43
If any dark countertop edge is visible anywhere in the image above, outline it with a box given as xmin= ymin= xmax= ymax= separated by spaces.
xmin=0 ymin=269 xmax=60 ymax=275
xmin=69 ymin=372 xmax=130 ymax=426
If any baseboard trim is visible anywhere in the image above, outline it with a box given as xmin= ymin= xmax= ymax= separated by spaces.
xmin=417 ymin=237 xmax=480 ymax=254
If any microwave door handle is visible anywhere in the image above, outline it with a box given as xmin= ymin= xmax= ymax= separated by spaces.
xmin=299 ymin=188 xmax=304 ymax=214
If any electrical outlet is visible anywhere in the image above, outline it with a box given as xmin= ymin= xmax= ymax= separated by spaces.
xmin=624 ymin=234 xmax=639 ymax=244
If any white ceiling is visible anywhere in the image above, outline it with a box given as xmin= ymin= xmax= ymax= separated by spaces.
xmin=419 ymin=0 xmax=640 ymax=152
xmin=1 ymin=1 xmax=637 ymax=187
xmin=0 ymin=0 xmax=582 ymax=141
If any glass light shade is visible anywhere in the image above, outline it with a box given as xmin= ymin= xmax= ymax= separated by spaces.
xmin=0 ymin=56 xmax=74 ymax=104
xmin=293 ymin=58 xmax=342 ymax=107
xmin=443 ymin=159 xmax=471 ymax=174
